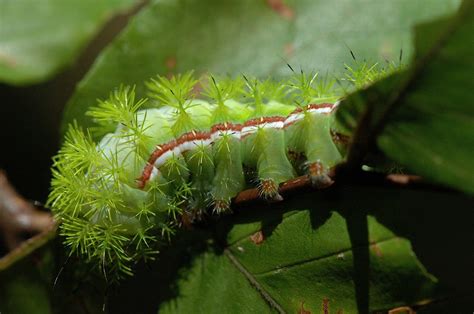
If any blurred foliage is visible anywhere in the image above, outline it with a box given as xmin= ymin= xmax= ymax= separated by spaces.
xmin=0 ymin=0 xmax=136 ymax=85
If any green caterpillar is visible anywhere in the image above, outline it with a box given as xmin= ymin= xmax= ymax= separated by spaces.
xmin=48 ymin=64 xmax=397 ymax=276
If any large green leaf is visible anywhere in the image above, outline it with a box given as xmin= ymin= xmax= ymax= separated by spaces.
xmin=93 ymin=182 xmax=472 ymax=313
xmin=61 ymin=0 xmax=460 ymax=135
xmin=335 ymin=0 xmax=474 ymax=194
xmin=0 ymin=0 xmax=136 ymax=85
xmin=160 ymin=212 xmax=437 ymax=313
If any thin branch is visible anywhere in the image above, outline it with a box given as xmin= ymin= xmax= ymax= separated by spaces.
xmin=0 ymin=170 xmax=56 ymax=254
xmin=233 ymin=167 xmax=437 ymax=207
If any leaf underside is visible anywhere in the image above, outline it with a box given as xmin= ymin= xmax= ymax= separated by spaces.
xmin=337 ymin=0 xmax=474 ymax=195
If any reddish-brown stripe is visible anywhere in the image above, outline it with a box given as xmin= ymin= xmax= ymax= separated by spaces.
xmin=177 ymin=131 xmax=208 ymax=145
xmin=244 ymin=116 xmax=286 ymax=127
xmin=210 ymin=122 xmax=243 ymax=133
xmin=138 ymin=103 xmax=336 ymax=188
xmin=290 ymin=103 xmax=335 ymax=115
xmin=309 ymin=103 xmax=334 ymax=110
xmin=137 ymin=163 xmax=154 ymax=189
xmin=139 ymin=131 xmax=214 ymax=186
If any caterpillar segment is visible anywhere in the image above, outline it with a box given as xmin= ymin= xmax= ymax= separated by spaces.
xmin=285 ymin=104 xmax=342 ymax=187
xmin=135 ymin=101 xmax=341 ymax=213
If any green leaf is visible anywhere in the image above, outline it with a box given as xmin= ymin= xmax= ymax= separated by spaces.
xmin=335 ymin=0 xmax=474 ymax=194
xmin=0 ymin=0 xmax=137 ymax=85
xmin=61 ymin=0 xmax=461 ymax=135
xmin=159 ymin=213 xmax=436 ymax=313
xmin=96 ymin=182 xmax=473 ymax=313
xmin=159 ymin=251 xmax=274 ymax=314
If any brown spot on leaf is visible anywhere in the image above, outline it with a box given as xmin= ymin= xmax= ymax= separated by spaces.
xmin=165 ymin=56 xmax=177 ymax=70
xmin=249 ymin=230 xmax=265 ymax=245
xmin=0 ymin=52 xmax=17 ymax=68
xmin=284 ymin=43 xmax=295 ymax=57
xmin=298 ymin=301 xmax=311 ymax=314
xmin=371 ymin=242 xmax=383 ymax=257
xmin=322 ymin=298 xmax=330 ymax=314
xmin=388 ymin=306 xmax=415 ymax=314
xmin=165 ymin=56 xmax=177 ymax=78
xmin=266 ymin=0 xmax=295 ymax=20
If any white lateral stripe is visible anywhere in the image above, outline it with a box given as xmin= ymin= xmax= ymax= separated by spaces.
xmin=284 ymin=113 xmax=304 ymax=126
xmin=172 ymin=147 xmax=181 ymax=157
xmin=263 ymin=121 xmax=285 ymax=129
xmin=149 ymin=166 xmax=160 ymax=181
xmin=241 ymin=125 xmax=259 ymax=136
xmin=149 ymin=107 xmax=335 ymax=176
xmin=308 ymin=107 xmax=332 ymax=114
xmin=231 ymin=130 xmax=242 ymax=139
xmin=154 ymin=150 xmax=174 ymax=168
xmin=198 ymin=138 xmax=214 ymax=146
xmin=179 ymin=139 xmax=213 ymax=152
xmin=179 ymin=141 xmax=194 ymax=152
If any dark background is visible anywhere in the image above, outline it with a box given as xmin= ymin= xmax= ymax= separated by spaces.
xmin=0 ymin=8 xmax=140 ymax=203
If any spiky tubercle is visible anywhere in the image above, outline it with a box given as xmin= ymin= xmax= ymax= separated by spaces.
xmin=48 ymin=62 xmax=401 ymax=277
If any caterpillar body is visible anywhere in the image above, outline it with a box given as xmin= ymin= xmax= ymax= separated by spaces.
xmin=49 ymin=67 xmax=393 ymax=276
xmin=137 ymin=102 xmax=340 ymax=201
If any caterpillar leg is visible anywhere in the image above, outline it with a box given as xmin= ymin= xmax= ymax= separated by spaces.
xmin=211 ymin=133 xmax=245 ymax=213
xmin=184 ymin=143 xmax=215 ymax=216
xmin=259 ymin=179 xmax=283 ymax=201
xmin=158 ymin=153 xmax=197 ymax=213
xmin=185 ymin=144 xmax=214 ymax=191
xmin=243 ymin=127 xmax=295 ymax=200
xmin=307 ymin=161 xmax=333 ymax=187
xmin=303 ymin=114 xmax=342 ymax=188
xmin=285 ymin=109 xmax=342 ymax=188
